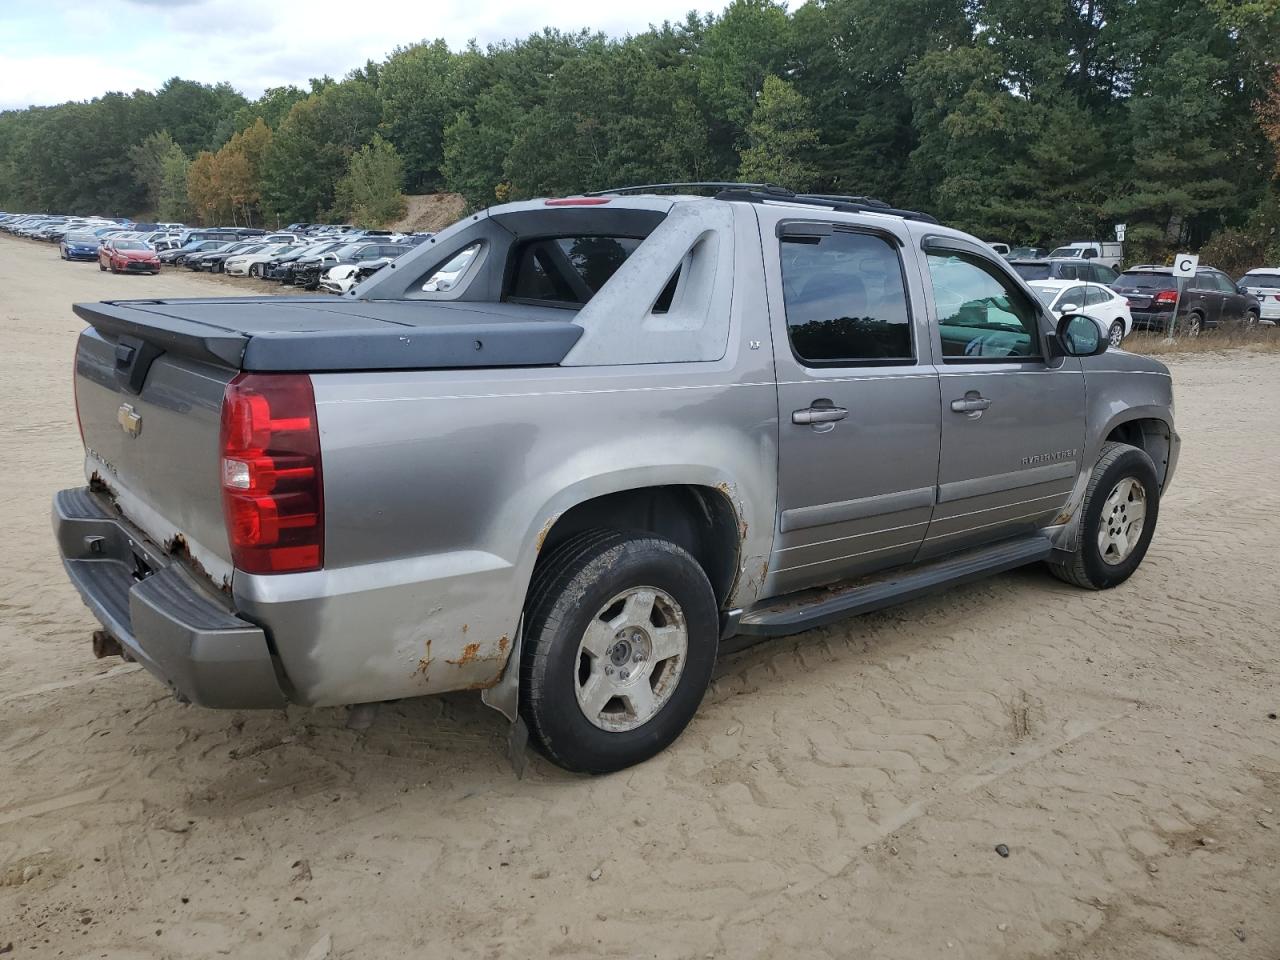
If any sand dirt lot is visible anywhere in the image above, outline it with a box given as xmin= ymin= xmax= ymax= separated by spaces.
xmin=1 ymin=235 xmax=1278 ymax=959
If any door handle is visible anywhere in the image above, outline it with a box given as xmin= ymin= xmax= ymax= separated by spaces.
xmin=792 ymin=405 xmax=849 ymax=425
xmin=950 ymin=395 xmax=992 ymax=414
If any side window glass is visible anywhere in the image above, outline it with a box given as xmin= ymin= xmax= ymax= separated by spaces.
xmin=1094 ymin=265 xmax=1118 ymax=284
xmin=926 ymin=252 xmax=1043 ymax=361
xmin=421 ymin=242 xmax=481 ymax=292
xmin=1060 ymin=285 xmax=1088 ymax=309
xmin=779 ymin=230 xmax=914 ymax=364
xmin=1215 ymin=273 xmax=1237 ymax=294
xmin=1084 ymin=285 xmax=1107 ymax=306
xmin=1060 ymin=264 xmax=1080 ymax=280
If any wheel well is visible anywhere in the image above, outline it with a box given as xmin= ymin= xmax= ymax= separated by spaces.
xmin=538 ymin=486 xmax=742 ymax=609
xmin=1106 ymin=419 xmax=1172 ymax=487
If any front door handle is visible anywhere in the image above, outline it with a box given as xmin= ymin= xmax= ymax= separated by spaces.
xmin=950 ymin=394 xmax=992 ymax=414
xmin=792 ymin=404 xmax=849 ymax=425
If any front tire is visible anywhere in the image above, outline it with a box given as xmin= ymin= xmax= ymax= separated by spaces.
xmin=1049 ymin=442 xmax=1160 ymax=590
xmin=520 ymin=531 xmax=719 ymax=774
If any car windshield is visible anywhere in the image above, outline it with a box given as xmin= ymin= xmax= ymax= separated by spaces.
xmin=66 ymin=233 xmax=96 ymax=242
xmin=1048 ymin=247 xmax=1080 ymax=258
xmin=1117 ymin=272 xmax=1173 ymax=290
xmin=1011 ymin=263 xmax=1051 ymax=281
xmin=115 ymin=241 xmax=147 ymax=251
xmin=1032 ymin=288 xmax=1059 ymax=307
xmin=1245 ymin=273 xmax=1280 ymax=288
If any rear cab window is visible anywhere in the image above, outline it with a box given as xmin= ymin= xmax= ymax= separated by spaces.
xmin=507 ymin=236 xmax=642 ymax=307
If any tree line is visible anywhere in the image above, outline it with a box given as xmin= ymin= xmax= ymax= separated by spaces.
xmin=1 ymin=0 xmax=1278 ymax=262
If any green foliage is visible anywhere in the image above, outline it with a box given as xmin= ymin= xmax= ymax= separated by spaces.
xmin=737 ymin=75 xmax=819 ymax=190
xmin=333 ymin=134 xmax=407 ymax=226
xmin=260 ymin=81 xmax=383 ymax=221
xmin=0 ymin=0 xmax=1275 ymax=264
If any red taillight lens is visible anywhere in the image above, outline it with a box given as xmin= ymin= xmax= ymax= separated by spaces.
xmin=1152 ymin=289 xmax=1178 ymax=305
xmin=219 ymin=373 xmax=323 ymax=574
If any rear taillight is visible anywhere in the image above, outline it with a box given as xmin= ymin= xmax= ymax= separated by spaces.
xmin=219 ymin=373 xmax=323 ymax=574
xmin=1153 ymin=290 xmax=1178 ymax=306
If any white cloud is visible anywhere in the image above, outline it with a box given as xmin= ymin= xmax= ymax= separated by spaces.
xmin=1 ymin=0 xmax=721 ymax=110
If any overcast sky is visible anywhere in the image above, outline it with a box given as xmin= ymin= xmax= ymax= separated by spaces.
xmin=0 ymin=0 xmax=728 ymax=111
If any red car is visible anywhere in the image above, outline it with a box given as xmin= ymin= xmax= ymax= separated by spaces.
xmin=98 ymin=238 xmax=161 ymax=275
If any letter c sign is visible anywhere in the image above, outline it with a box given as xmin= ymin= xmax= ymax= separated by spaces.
xmin=1173 ymin=253 xmax=1199 ymax=278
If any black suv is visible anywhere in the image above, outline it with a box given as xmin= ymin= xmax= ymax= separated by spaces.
xmin=1113 ymin=265 xmax=1260 ymax=335
xmin=1009 ymin=258 xmax=1119 ymax=285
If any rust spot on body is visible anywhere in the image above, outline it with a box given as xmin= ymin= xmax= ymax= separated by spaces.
xmin=448 ymin=642 xmax=482 ymax=666
xmin=415 ymin=639 xmax=432 ymax=679
xmin=535 ymin=513 xmax=561 ymax=553
xmin=498 ymin=635 xmax=509 ymax=654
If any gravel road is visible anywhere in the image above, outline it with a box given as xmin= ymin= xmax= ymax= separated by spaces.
xmin=1 ymin=235 xmax=1277 ymax=959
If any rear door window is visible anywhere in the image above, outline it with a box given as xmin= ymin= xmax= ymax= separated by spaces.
xmin=1059 ymin=285 xmax=1089 ymax=309
xmin=779 ymin=230 xmax=914 ymax=364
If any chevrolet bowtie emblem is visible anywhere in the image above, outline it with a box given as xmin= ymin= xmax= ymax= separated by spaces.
xmin=117 ymin=403 xmax=142 ymax=438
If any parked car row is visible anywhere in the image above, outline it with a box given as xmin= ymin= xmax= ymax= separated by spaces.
xmin=1 ymin=211 xmax=431 ymax=294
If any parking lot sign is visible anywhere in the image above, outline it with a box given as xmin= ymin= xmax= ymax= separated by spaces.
xmin=1173 ymin=253 xmax=1198 ymax=278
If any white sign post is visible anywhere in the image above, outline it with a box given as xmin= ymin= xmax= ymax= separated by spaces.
xmin=1114 ymin=223 xmax=1126 ymax=242
xmin=1168 ymin=253 xmax=1199 ymax=339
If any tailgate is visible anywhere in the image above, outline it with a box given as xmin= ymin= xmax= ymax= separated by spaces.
xmin=75 ymin=323 xmax=237 ymax=586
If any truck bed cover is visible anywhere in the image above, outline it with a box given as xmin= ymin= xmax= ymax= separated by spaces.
xmin=72 ymin=297 xmax=584 ymax=371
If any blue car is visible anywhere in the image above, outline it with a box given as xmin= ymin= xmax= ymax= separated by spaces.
xmin=60 ymin=231 xmax=101 ymax=261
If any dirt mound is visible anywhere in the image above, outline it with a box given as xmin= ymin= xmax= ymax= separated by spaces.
xmin=390 ymin=193 xmax=468 ymax=234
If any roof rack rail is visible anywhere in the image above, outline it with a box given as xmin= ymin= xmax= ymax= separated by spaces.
xmin=585 ymin=181 xmax=784 ymax=197
xmin=714 ymin=187 xmax=939 ymax=224
xmin=582 ymin=182 xmax=939 ymax=224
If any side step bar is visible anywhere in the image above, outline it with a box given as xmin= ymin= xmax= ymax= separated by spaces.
xmin=733 ymin=535 xmax=1053 ymax=640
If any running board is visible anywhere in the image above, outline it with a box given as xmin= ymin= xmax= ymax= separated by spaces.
xmin=733 ymin=535 xmax=1053 ymax=640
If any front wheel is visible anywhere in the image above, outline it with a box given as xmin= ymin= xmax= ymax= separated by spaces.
xmin=1049 ymin=442 xmax=1160 ymax=590
xmin=98 ymin=260 xmax=106 ymax=272
xmin=520 ymin=531 xmax=719 ymax=774
xmin=1108 ymin=321 xmax=1125 ymax=347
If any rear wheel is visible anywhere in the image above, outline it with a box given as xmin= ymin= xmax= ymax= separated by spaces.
xmin=520 ymin=530 xmax=718 ymax=774
xmin=98 ymin=260 xmax=106 ymax=272
xmin=1049 ymin=442 xmax=1160 ymax=590
xmin=1183 ymin=312 xmax=1203 ymax=337
xmin=1108 ymin=320 xmax=1125 ymax=347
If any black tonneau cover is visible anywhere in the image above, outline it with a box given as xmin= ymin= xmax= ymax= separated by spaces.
xmin=71 ymin=297 xmax=584 ymax=372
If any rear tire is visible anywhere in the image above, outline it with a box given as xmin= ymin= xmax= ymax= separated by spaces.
xmin=98 ymin=261 xmax=105 ymax=272
xmin=1108 ymin=320 xmax=1125 ymax=347
xmin=1049 ymin=442 xmax=1160 ymax=590
xmin=520 ymin=530 xmax=719 ymax=774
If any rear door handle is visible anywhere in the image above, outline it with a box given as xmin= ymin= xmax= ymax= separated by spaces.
xmin=950 ymin=395 xmax=992 ymax=414
xmin=792 ymin=405 xmax=849 ymax=425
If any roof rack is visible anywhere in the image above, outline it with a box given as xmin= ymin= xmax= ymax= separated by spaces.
xmin=585 ymin=182 xmax=938 ymax=224
xmin=586 ymin=181 xmax=780 ymax=197
xmin=714 ymin=186 xmax=939 ymax=224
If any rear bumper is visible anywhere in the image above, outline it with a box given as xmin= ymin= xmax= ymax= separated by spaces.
xmin=52 ymin=487 xmax=287 ymax=708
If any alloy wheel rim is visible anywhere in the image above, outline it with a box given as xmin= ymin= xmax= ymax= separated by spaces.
xmin=1096 ymin=477 xmax=1147 ymax=566
xmin=1109 ymin=323 xmax=1124 ymax=346
xmin=574 ymin=586 xmax=688 ymax=733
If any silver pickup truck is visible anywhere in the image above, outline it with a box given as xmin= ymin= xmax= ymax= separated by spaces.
xmin=54 ymin=185 xmax=1178 ymax=773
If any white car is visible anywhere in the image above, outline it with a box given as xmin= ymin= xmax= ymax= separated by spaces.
xmin=224 ymin=243 xmax=302 ymax=277
xmin=1029 ymin=279 xmax=1133 ymax=347
xmin=1237 ymin=268 xmax=1280 ymax=324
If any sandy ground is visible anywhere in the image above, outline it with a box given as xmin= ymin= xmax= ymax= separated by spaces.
xmin=1 ymin=234 xmax=1278 ymax=960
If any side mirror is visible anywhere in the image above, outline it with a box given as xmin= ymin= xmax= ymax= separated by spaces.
xmin=1057 ymin=313 xmax=1107 ymax=357
xmin=1058 ymin=302 xmax=1080 ymax=314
